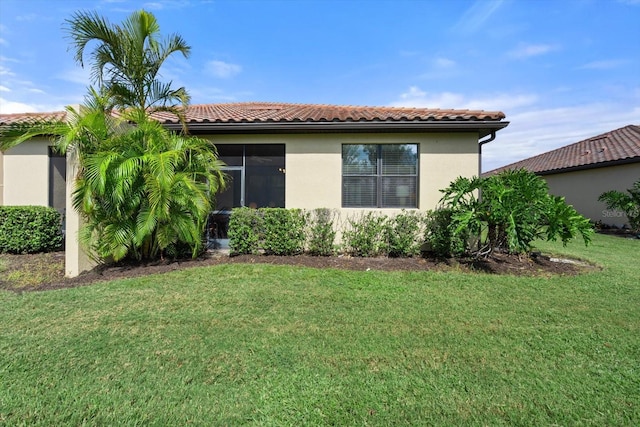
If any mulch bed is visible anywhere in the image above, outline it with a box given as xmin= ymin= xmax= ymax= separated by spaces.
xmin=2 ymin=248 xmax=596 ymax=293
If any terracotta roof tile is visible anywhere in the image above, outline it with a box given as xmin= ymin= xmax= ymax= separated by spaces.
xmin=0 ymin=111 xmax=66 ymax=126
xmin=487 ymin=124 xmax=640 ymax=175
xmin=1 ymin=102 xmax=506 ymax=126
xmin=151 ymin=102 xmax=506 ymax=123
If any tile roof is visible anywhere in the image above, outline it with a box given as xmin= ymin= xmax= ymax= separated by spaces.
xmin=487 ymin=124 xmax=640 ymax=175
xmin=0 ymin=111 xmax=66 ymax=126
xmin=150 ymin=102 xmax=506 ymax=124
xmin=1 ymin=102 xmax=505 ymax=126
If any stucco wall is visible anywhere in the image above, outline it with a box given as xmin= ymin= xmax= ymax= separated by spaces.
xmin=542 ymin=162 xmax=640 ymax=227
xmin=1 ymin=138 xmax=50 ymax=206
xmin=204 ymin=131 xmax=479 ymax=215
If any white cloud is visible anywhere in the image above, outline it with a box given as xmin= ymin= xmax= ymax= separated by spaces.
xmin=391 ymin=86 xmax=538 ymax=112
xmin=389 ymin=87 xmax=640 ymax=172
xmin=453 ymin=0 xmax=505 ymax=34
xmin=0 ymin=65 xmax=15 ymax=76
xmin=0 ymin=55 xmax=19 ymax=63
xmin=56 ymin=67 xmax=92 ymax=86
xmin=434 ymin=57 xmax=456 ymax=68
xmin=579 ymin=59 xmax=629 ymax=70
xmin=15 ymin=14 xmax=38 ymax=22
xmin=0 ymin=97 xmax=39 ymax=114
xmin=205 ymin=60 xmax=242 ymax=78
xmin=0 ymin=85 xmax=10 ymax=92
xmin=508 ymin=43 xmax=557 ymax=59
xmin=0 ymin=38 xmax=6 ymax=46
xmin=483 ymin=104 xmax=640 ymax=171
xmin=142 ymin=0 xmax=191 ymax=10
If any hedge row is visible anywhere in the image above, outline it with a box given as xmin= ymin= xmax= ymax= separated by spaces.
xmin=0 ymin=206 xmax=64 ymax=254
xmin=227 ymin=207 xmax=429 ymax=258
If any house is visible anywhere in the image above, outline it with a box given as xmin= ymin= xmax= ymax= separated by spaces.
xmin=1 ymin=102 xmax=509 ymax=276
xmin=486 ymin=124 xmax=640 ymax=228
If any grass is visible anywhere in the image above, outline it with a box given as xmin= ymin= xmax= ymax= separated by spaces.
xmin=1 ymin=233 xmax=638 ymax=425
xmin=0 ymin=251 xmax=64 ymax=289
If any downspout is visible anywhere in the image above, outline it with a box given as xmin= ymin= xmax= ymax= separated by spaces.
xmin=478 ymin=131 xmax=496 ymax=177
xmin=477 ymin=130 xmax=497 ymax=252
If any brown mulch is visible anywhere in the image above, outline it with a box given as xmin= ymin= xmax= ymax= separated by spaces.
xmin=1 ymin=248 xmax=596 ymax=293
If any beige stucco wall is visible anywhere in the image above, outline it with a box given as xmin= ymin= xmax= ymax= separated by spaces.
xmin=205 ymin=131 xmax=479 ymax=216
xmin=2 ymin=131 xmax=481 ymax=277
xmin=1 ymin=138 xmax=50 ymax=206
xmin=542 ymin=162 xmax=640 ymax=228
xmin=65 ymin=153 xmax=95 ymax=277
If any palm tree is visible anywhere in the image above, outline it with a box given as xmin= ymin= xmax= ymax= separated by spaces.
xmin=1 ymin=10 xmax=226 ymax=262
xmin=65 ymin=9 xmax=191 ymax=118
xmin=75 ymin=112 xmax=226 ymax=261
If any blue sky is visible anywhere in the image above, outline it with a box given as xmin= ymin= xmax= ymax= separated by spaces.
xmin=0 ymin=0 xmax=638 ymax=171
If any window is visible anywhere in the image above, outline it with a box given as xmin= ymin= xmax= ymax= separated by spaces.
xmin=216 ymin=144 xmax=285 ymax=210
xmin=48 ymin=147 xmax=66 ymax=213
xmin=342 ymin=144 xmax=418 ymax=208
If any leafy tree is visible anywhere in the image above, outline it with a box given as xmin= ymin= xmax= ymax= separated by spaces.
xmin=1 ymin=10 xmax=226 ymax=262
xmin=598 ymin=179 xmax=640 ymax=232
xmin=438 ymin=169 xmax=592 ymax=257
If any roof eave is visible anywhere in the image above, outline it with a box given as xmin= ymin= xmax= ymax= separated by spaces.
xmin=536 ymin=156 xmax=640 ymax=176
xmin=165 ymin=120 xmax=509 ymax=137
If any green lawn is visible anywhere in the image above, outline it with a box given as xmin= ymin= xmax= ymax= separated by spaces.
xmin=1 ymin=234 xmax=638 ymax=426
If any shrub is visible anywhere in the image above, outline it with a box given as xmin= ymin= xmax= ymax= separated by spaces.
xmin=0 ymin=206 xmax=63 ymax=254
xmin=342 ymin=212 xmax=388 ymax=257
xmin=386 ymin=210 xmax=423 ymax=257
xmin=439 ymin=169 xmax=593 ymax=257
xmin=423 ymin=208 xmax=467 ymax=257
xmin=306 ymin=208 xmax=337 ymax=256
xmin=261 ymin=208 xmax=306 ymax=255
xmin=599 ymin=179 xmax=640 ymax=232
xmin=228 ymin=207 xmax=262 ymax=255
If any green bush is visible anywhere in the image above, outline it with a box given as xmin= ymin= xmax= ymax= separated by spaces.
xmin=386 ymin=210 xmax=423 ymax=258
xmin=342 ymin=212 xmax=388 ymax=257
xmin=307 ymin=208 xmax=337 ymax=256
xmin=439 ymin=169 xmax=593 ymax=256
xmin=0 ymin=206 xmax=63 ymax=254
xmin=423 ymin=208 xmax=467 ymax=257
xmin=599 ymin=179 xmax=640 ymax=232
xmin=228 ymin=207 xmax=262 ymax=255
xmin=261 ymin=208 xmax=306 ymax=255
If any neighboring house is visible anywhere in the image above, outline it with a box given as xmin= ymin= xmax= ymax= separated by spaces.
xmin=1 ymin=102 xmax=508 ymax=275
xmin=486 ymin=124 xmax=640 ymax=228
xmin=0 ymin=112 xmax=67 ymax=211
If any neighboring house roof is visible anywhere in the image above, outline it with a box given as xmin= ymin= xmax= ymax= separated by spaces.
xmin=0 ymin=111 xmax=66 ymax=126
xmin=1 ymin=102 xmax=508 ymax=137
xmin=486 ymin=124 xmax=640 ymax=176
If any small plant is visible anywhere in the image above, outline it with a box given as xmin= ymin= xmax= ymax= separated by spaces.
xmin=228 ymin=207 xmax=262 ymax=255
xmin=423 ymin=208 xmax=467 ymax=257
xmin=261 ymin=208 xmax=306 ymax=255
xmin=386 ymin=210 xmax=423 ymax=257
xmin=599 ymin=179 xmax=640 ymax=232
xmin=342 ymin=212 xmax=388 ymax=257
xmin=306 ymin=208 xmax=337 ymax=256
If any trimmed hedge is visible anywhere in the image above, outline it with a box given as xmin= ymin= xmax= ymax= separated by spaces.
xmin=262 ymin=208 xmax=306 ymax=255
xmin=228 ymin=207 xmax=262 ymax=255
xmin=227 ymin=207 xmax=429 ymax=258
xmin=307 ymin=208 xmax=337 ymax=256
xmin=0 ymin=206 xmax=64 ymax=254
